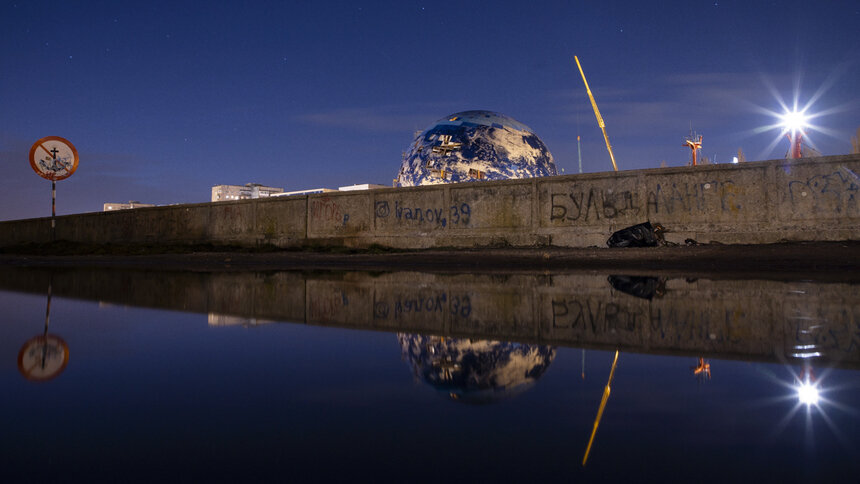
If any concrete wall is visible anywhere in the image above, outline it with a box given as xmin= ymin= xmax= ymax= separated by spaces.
xmin=0 ymin=268 xmax=856 ymax=368
xmin=2 ymin=155 xmax=858 ymax=249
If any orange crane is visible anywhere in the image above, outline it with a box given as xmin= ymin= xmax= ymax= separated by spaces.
xmin=574 ymin=56 xmax=619 ymax=172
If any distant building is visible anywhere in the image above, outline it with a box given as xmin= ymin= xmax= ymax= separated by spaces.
xmin=273 ymin=188 xmax=337 ymax=197
xmin=337 ymin=183 xmax=389 ymax=191
xmin=270 ymin=184 xmax=387 ymax=198
xmin=208 ymin=313 xmax=273 ymax=327
xmin=103 ymin=201 xmax=156 ymax=211
xmin=211 ymin=183 xmax=284 ymax=202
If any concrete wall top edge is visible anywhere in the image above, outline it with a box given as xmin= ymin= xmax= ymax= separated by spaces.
xmin=3 ymin=154 xmax=855 ymax=226
xmin=563 ymin=154 xmax=856 ymax=180
xmin=2 ymin=154 xmax=857 ymax=251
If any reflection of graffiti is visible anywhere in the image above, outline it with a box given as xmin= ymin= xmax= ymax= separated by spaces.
xmin=550 ymin=188 xmax=640 ymax=222
xmin=308 ymin=291 xmax=348 ymax=321
xmin=646 ymin=181 xmax=741 ymax=215
xmin=450 ymin=295 xmax=471 ymax=318
xmin=311 ymin=197 xmax=348 ymax=225
xmin=372 ymin=293 xmax=471 ymax=320
xmin=395 ymin=294 xmax=447 ymax=318
xmin=373 ymin=301 xmax=389 ymax=319
xmin=788 ymin=171 xmax=859 ymax=213
xmin=650 ymin=307 xmax=720 ymax=342
xmin=551 ymin=298 xmax=642 ymax=332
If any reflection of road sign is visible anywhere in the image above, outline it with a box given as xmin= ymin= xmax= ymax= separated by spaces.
xmin=29 ymin=136 xmax=79 ymax=181
xmin=17 ymin=334 xmax=69 ymax=382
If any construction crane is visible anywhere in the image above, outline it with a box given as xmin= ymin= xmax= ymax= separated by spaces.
xmin=582 ymin=350 xmax=620 ymax=466
xmin=574 ymin=56 xmax=619 ymax=172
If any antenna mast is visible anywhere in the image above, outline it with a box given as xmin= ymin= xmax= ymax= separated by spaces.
xmin=684 ymin=127 xmax=703 ymax=166
xmin=577 ymin=135 xmax=583 ymax=174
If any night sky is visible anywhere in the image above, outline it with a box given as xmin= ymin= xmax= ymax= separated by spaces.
xmin=1 ymin=0 xmax=858 ymax=220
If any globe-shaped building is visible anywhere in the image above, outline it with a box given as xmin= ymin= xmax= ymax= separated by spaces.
xmin=397 ymin=334 xmax=556 ymax=404
xmin=396 ymin=110 xmax=557 ymax=187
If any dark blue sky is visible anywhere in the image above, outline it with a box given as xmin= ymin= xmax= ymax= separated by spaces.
xmin=2 ymin=0 xmax=858 ymax=220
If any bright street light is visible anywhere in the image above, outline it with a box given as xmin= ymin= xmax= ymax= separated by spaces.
xmin=781 ymin=110 xmax=808 ymax=133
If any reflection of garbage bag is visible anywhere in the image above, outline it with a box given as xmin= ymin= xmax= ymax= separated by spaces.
xmin=608 ymin=275 xmax=666 ymax=300
xmin=607 ymin=222 xmax=664 ymax=248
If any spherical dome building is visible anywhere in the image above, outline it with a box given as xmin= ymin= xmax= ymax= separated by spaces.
xmin=397 ymin=334 xmax=556 ymax=404
xmin=396 ymin=110 xmax=557 ymax=187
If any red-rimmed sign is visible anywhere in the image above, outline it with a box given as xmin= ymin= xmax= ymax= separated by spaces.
xmin=29 ymin=136 xmax=79 ymax=181
xmin=17 ymin=334 xmax=70 ymax=382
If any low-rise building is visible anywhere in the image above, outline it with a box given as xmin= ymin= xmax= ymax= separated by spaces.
xmin=211 ymin=183 xmax=284 ymax=202
xmin=273 ymin=188 xmax=338 ymax=197
xmin=103 ymin=201 xmax=156 ymax=211
xmin=337 ymin=183 xmax=389 ymax=191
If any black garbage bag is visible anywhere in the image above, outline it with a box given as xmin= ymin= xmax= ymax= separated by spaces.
xmin=606 ymin=222 xmax=664 ymax=248
xmin=607 ymin=275 xmax=666 ymax=300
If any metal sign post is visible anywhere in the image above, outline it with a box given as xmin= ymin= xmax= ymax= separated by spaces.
xmin=18 ymin=277 xmax=70 ymax=382
xmin=29 ymin=136 xmax=79 ymax=241
xmin=52 ymin=180 xmax=56 ymax=238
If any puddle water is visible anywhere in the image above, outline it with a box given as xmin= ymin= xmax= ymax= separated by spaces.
xmin=1 ymin=268 xmax=857 ymax=481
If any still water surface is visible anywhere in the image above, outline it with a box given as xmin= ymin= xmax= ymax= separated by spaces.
xmin=1 ymin=268 xmax=858 ymax=482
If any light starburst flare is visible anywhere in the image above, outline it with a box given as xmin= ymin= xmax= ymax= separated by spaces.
xmin=780 ymin=109 xmax=808 ymax=135
xmin=796 ymin=379 xmax=820 ymax=406
xmin=742 ymin=66 xmax=855 ymax=159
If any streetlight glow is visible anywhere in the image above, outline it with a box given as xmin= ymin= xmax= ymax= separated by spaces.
xmin=797 ymin=381 xmax=820 ymax=406
xmin=781 ymin=110 xmax=808 ymax=133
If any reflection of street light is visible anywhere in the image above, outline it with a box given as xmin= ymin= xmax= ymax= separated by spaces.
xmin=761 ymin=363 xmax=851 ymax=445
xmin=781 ymin=109 xmax=808 ymax=159
xmin=796 ymin=363 xmax=819 ymax=406
xmin=797 ymin=381 xmax=820 ymax=406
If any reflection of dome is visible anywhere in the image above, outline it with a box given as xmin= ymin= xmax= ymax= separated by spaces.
xmin=398 ymin=334 xmax=556 ymax=404
xmin=396 ymin=110 xmax=557 ymax=187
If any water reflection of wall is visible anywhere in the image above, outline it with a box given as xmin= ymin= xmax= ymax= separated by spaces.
xmin=306 ymin=273 xmax=858 ymax=367
xmin=0 ymin=269 xmax=856 ymax=367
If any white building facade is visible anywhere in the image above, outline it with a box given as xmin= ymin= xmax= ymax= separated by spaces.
xmin=211 ymin=183 xmax=284 ymax=202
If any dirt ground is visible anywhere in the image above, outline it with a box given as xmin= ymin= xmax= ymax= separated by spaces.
xmin=1 ymin=241 xmax=858 ymax=281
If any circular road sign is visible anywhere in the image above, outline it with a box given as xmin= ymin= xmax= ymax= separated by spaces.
xmin=17 ymin=334 xmax=70 ymax=382
xmin=29 ymin=136 xmax=79 ymax=181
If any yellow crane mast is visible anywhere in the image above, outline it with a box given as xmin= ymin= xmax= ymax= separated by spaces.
xmin=582 ymin=350 xmax=620 ymax=466
xmin=574 ymin=56 xmax=619 ymax=172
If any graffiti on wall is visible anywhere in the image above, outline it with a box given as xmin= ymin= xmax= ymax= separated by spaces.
xmin=311 ymin=197 xmax=349 ymax=226
xmin=646 ymin=180 xmax=742 ymax=215
xmin=374 ymin=201 xmax=471 ymax=227
xmin=550 ymin=187 xmax=641 ymax=222
xmin=787 ymin=170 xmax=859 ymax=213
